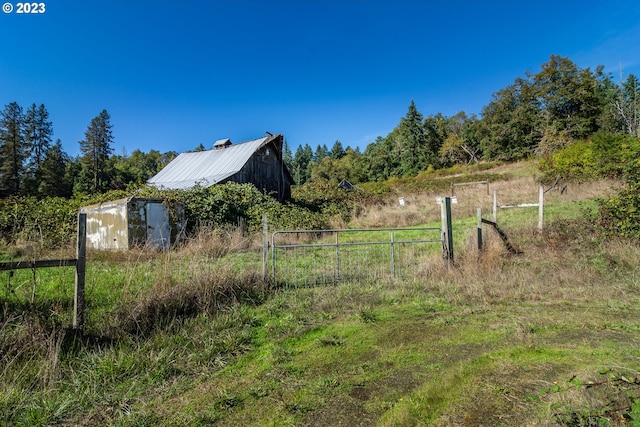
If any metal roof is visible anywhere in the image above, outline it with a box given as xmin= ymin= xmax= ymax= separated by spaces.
xmin=148 ymin=136 xmax=269 ymax=190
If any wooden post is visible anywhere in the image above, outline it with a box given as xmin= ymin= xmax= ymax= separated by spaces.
xmin=477 ymin=208 xmax=483 ymax=252
xmin=74 ymin=213 xmax=86 ymax=333
xmin=538 ymin=185 xmax=544 ymax=232
xmin=492 ymin=189 xmax=497 ymax=223
xmin=262 ymin=215 xmax=269 ymax=281
xmin=441 ymin=197 xmax=454 ymax=264
xmin=440 ymin=200 xmax=447 ymax=262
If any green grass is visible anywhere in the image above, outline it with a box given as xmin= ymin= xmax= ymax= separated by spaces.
xmin=2 ymin=168 xmax=640 ymax=426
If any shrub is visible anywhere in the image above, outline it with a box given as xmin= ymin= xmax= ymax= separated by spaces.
xmin=590 ymin=131 xmax=640 ymax=181
xmin=538 ymin=140 xmax=597 ymax=184
xmin=598 ymin=183 xmax=640 ymax=240
xmin=175 ymin=183 xmax=268 ymax=233
xmin=0 ymin=197 xmax=83 ymax=249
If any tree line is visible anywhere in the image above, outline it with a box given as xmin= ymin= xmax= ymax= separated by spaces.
xmin=286 ymin=55 xmax=639 ymax=185
xmin=1 ymin=55 xmax=638 ymax=199
xmin=0 ymin=106 xmax=176 ymax=198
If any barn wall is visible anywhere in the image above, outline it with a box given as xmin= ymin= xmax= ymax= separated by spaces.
xmin=225 ymin=142 xmax=291 ymax=201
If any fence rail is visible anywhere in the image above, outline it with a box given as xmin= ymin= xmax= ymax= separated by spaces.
xmin=0 ymin=259 xmax=78 ymax=270
xmin=0 ymin=213 xmax=86 ymax=332
xmin=270 ymin=227 xmax=443 ymax=286
xmin=492 ymin=185 xmax=544 ymax=231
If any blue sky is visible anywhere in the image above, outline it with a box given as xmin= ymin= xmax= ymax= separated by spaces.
xmin=1 ymin=0 xmax=639 ymax=157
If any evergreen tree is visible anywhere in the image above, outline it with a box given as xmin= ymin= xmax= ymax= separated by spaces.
xmin=39 ymin=139 xmax=72 ymax=197
xmin=302 ymin=144 xmax=314 ymax=183
xmin=330 ymin=140 xmax=345 ymax=160
xmin=292 ymin=144 xmax=313 ymax=185
xmin=363 ymin=136 xmax=396 ymax=181
xmin=77 ymin=109 xmax=114 ymax=194
xmin=23 ymin=103 xmax=53 ymax=195
xmin=397 ymin=100 xmax=427 ymax=176
xmin=422 ymin=113 xmax=447 ymax=169
xmin=314 ymin=144 xmax=329 ymax=161
xmin=65 ymin=157 xmax=82 ymax=195
xmin=282 ymin=138 xmax=294 ymax=172
xmin=0 ymin=102 xmax=26 ymax=197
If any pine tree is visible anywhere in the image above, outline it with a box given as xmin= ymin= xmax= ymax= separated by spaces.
xmin=23 ymin=103 xmax=53 ymax=195
xmin=282 ymin=139 xmax=294 ymax=172
xmin=314 ymin=144 xmax=329 ymax=161
xmin=330 ymin=140 xmax=345 ymax=159
xmin=397 ymin=100 xmax=427 ymax=176
xmin=39 ymin=139 xmax=72 ymax=197
xmin=78 ymin=109 xmax=114 ymax=194
xmin=0 ymin=102 xmax=26 ymax=197
xmin=292 ymin=144 xmax=313 ymax=185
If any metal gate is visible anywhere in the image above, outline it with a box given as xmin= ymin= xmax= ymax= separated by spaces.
xmin=270 ymin=227 xmax=443 ymax=286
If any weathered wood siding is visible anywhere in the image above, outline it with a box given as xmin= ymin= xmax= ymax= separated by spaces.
xmin=222 ymin=141 xmax=292 ymax=201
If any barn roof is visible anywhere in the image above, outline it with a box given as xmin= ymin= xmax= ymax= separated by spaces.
xmin=148 ymin=136 xmax=270 ymax=190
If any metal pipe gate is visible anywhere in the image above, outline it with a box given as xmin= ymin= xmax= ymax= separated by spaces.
xmin=270 ymin=227 xmax=443 ymax=286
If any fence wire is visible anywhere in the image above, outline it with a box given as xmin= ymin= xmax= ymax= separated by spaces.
xmin=270 ymin=227 xmax=442 ymax=286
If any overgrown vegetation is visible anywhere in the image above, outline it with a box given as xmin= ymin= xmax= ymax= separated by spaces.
xmin=0 ymin=163 xmax=510 ymax=249
xmin=2 ymin=160 xmax=640 ymax=425
xmin=540 ymin=131 xmax=640 ymax=240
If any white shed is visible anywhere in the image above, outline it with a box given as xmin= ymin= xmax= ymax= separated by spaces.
xmin=80 ymin=197 xmax=183 ymax=251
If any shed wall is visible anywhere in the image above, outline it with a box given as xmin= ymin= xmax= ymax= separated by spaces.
xmin=84 ymin=201 xmax=129 ymax=250
xmin=82 ymin=198 xmax=180 ymax=251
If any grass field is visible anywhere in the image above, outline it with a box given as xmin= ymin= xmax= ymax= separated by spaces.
xmin=2 ymin=162 xmax=639 ymax=426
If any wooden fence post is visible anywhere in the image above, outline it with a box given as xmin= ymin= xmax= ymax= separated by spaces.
xmin=441 ymin=197 xmax=454 ymax=264
xmin=538 ymin=185 xmax=544 ymax=232
xmin=74 ymin=213 xmax=86 ymax=333
xmin=492 ymin=189 xmax=498 ymax=223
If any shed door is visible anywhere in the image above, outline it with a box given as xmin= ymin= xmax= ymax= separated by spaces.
xmin=146 ymin=202 xmax=170 ymax=250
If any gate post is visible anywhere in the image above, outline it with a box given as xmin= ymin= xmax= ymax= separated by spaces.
xmin=262 ymin=214 xmax=268 ymax=281
xmin=74 ymin=212 xmax=86 ymax=333
xmin=477 ymin=208 xmax=483 ymax=252
xmin=441 ymin=197 xmax=454 ymax=264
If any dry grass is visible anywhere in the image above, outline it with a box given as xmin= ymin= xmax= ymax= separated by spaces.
xmin=351 ymin=172 xmax=621 ymax=230
xmin=351 ymin=194 xmax=442 ymax=228
xmin=176 ymin=225 xmax=261 ymax=259
xmin=406 ymin=207 xmax=640 ymax=312
xmin=114 ymin=269 xmax=267 ymax=337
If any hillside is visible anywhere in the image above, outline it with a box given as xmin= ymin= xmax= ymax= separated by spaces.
xmin=2 ymin=161 xmax=640 ymax=426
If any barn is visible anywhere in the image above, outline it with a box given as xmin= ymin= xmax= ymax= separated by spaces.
xmin=148 ymin=133 xmax=293 ymax=201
